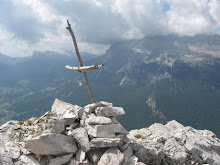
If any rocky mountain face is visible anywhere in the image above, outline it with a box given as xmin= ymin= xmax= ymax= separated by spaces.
xmin=0 ymin=99 xmax=219 ymax=165
xmin=1 ymin=33 xmax=220 ymax=138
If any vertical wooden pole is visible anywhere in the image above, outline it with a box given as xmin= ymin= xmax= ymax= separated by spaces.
xmin=66 ymin=20 xmax=96 ymax=103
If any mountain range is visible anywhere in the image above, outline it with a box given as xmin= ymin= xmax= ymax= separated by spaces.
xmin=0 ymin=33 xmax=220 ymax=137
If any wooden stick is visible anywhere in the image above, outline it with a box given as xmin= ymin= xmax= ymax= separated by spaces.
xmin=66 ymin=20 xmax=96 ymax=103
xmin=65 ymin=64 xmax=104 ymax=72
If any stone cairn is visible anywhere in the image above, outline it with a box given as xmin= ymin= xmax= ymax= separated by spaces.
xmin=0 ymin=99 xmax=143 ymax=165
xmin=1 ymin=99 xmax=220 ymax=165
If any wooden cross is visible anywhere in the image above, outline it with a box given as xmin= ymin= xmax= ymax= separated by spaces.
xmin=65 ymin=20 xmax=103 ymax=103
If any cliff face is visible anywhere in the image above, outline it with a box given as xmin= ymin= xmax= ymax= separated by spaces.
xmin=0 ymin=99 xmax=219 ymax=165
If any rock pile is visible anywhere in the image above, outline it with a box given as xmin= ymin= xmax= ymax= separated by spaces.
xmin=128 ymin=121 xmax=220 ymax=165
xmin=0 ymin=99 xmax=220 ymax=165
xmin=0 ymin=99 xmax=142 ymax=165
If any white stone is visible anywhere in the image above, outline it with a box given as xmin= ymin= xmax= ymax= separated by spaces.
xmin=84 ymin=103 xmax=101 ymax=114
xmin=137 ymin=162 xmax=146 ymax=165
xmin=88 ymin=124 xmax=128 ymax=138
xmin=5 ymin=142 xmax=20 ymax=159
xmin=51 ymin=99 xmax=83 ymax=119
xmin=85 ymin=115 xmax=112 ymax=125
xmin=98 ymin=147 xmax=124 ymax=165
xmin=95 ymin=106 xmax=125 ymax=117
xmin=99 ymin=101 xmax=113 ymax=107
xmin=130 ymin=141 xmax=165 ymax=164
xmin=122 ymin=156 xmax=138 ymax=165
xmin=49 ymin=154 xmax=73 ymax=165
xmin=128 ymin=120 xmax=220 ymax=164
xmin=26 ymin=133 xmax=78 ymax=155
xmin=72 ymin=127 xmax=90 ymax=152
xmin=89 ymin=138 xmax=121 ymax=148
xmin=76 ymin=149 xmax=86 ymax=163
xmin=69 ymin=159 xmax=79 ymax=165
xmin=17 ymin=155 xmax=40 ymax=165
xmin=63 ymin=110 xmax=77 ymax=125
xmin=165 ymin=120 xmax=184 ymax=131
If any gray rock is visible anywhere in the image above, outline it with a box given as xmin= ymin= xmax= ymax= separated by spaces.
xmin=99 ymin=101 xmax=113 ymax=107
xmin=69 ymin=159 xmax=79 ymax=165
xmin=72 ymin=127 xmax=90 ymax=152
xmin=52 ymin=119 xmax=65 ymax=133
xmin=0 ymin=147 xmax=13 ymax=165
xmin=131 ymin=141 xmax=165 ymax=164
xmin=15 ymin=155 xmax=40 ymax=165
xmin=122 ymin=146 xmax=133 ymax=161
xmin=122 ymin=156 xmax=138 ymax=165
xmin=51 ymin=99 xmax=83 ymax=119
xmin=26 ymin=133 xmax=78 ymax=155
xmin=88 ymin=124 xmax=128 ymax=138
xmin=95 ymin=107 xmax=125 ymax=117
xmin=63 ymin=110 xmax=77 ymax=125
xmin=84 ymin=103 xmax=101 ymax=115
xmin=87 ymin=148 xmax=107 ymax=164
xmin=98 ymin=147 xmax=124 ymax=165
xmin=89 ymin=138 xmax=121 ymax=148
xmin=128 ymin=120 xmax=220 ymax=165
xmin=85 ymin=115 xmax=112 ymax=125
xmin=76 ymin=149 xmax=86 ymax=163
xmin=5 ymin=142 xmax=20 ymax=159
xmin=49 ymin=154 xmax=73 ymax=165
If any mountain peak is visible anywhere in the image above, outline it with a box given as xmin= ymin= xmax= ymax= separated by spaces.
xmin=0 ymin=99 xmax=219 ymax=165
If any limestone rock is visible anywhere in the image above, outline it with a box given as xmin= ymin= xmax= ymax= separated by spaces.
xmin=63 ymin=110 xmax=77 ymax=125
xmin=98 ymin=147 xmax=124 ymax=165
xmin=85 ymin=115 xmax=112 ymax=125
xmin=0 ymin=147 xmax=13 ymax=165
xmin=122 ymin=146 xmax=133 ymax=162
xmin=49 ymin=154 xmax=73 ymax=165
xmin=72 ymin=127 xmax=90 ymax=152
xmin=1 ymin=99 xmax=220 ymax=165
xmin=131 ymin=141 xmax=165 ymax=164
xmin=15 ymin=155 xmax=40 ymax=165
xmin=84 ymin=103 xmax=101 ymax=115
xmin=69 ymin=159 xmax=80 ymax=165
xmin=52 ymin=119 xmax=65 ymax=133
xmin=76 ymin=149 xmax=86 ymax=163
xmin=98 ymin=101 xmax=113 ymax=107
xmin=95 ymin=107 xmax=125 ymax=117
xmin=122 ymin=156 xmax=138 ymax=165
xmin=89 ymin=138 xmax=121 ymax=148
xmin=5 ymin=142 xmax=20 ymax=159
xmin=128 ymin=120 xmax=220 ymax=165
xmin=26 ymin=133 xmax=78 ymax=155
xmin=87 ymin=148 xmax=107 ymax=164
xmin=51 ymin=99 xmax=83 ymax=119
xmin=88 ymin=124 xmax=128 ymax=138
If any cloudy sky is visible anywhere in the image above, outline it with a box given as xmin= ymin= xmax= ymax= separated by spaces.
xmin=0 ymin=0 xmax=220 ymax=57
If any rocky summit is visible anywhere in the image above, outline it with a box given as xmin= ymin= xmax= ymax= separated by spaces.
xmin=0 ymin=99 xmax=220 ymax=165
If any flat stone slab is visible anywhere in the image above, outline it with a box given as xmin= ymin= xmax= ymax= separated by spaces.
xmin=88 ymin=124 xmax=128 ymax=138
xmin=95 ymin=107 xmax=125 ymax=117
xmin=85 ymin=115 xmax=112 ymax=125
xmin=26 ymin=133 xmax=78 ymax=155
xmin=89 ymin=138 xmax=121 ymax=148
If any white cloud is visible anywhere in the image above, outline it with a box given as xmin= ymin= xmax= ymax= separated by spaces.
xmin=166 ymin=0 xmax=220 ymax=35
xmin=0 ymin=0 xmax=219 ymax=57
xmin=17 ymin=0 xmax=58 ymax=22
